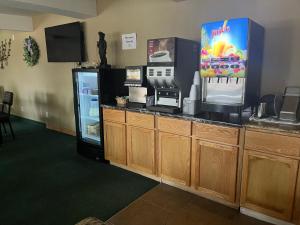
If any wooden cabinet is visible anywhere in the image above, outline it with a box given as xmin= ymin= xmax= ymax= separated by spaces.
xmin=191 ymin=139 xmax=238 ymax=203
xmin=127 ymin=126 xmax=155 ymax=175
xmin=157 ymin=116 xmax=192 ymax=186
xmin=191 ymin=122 xmax=240 ymax=205
xmin=193 ymin=123 xmax=239 ymax=145
xmin=241 ymin=150 xmax=299 ymax=221
xmin=245 ymin=130 xmax=300 ymax=157
xmin=103 ymin=121 xmax=127 ymax=165
xmin=242 ymin=129 xmax=300 ymax=222
xmin=103 ymin=108 xmax=127 ymax=165
xmin=157 ymin=116 xmax=191 ymax=136
xmin=126 ymin=111 xmax=156 ymax=176
xmin=102 ymin=108 xmax=300 ymax=224
xmin=159 ymin=132 xmax=191 ymax=186
xmin=293 ymin=169 xmax=300 ymax=224
xmin=103 ymin=108 xmax=125 ymax=123
xmin=127 ymin=111 xmax=155 ymax=129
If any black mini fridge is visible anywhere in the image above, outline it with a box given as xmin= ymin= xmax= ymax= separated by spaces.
xmin=72 ymin=68 xmax=127 ymax=160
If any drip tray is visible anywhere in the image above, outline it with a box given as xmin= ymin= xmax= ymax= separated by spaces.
xmin=127 ymin=102 xmax=146 ymax=109
xmin=147 ymin=105 xmax=180 ymax=114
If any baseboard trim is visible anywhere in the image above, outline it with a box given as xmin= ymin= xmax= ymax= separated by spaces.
xmin=12 ymin=114 xmax=76 ymax=136
xmin=12 ymin=114 xmax=45 ymax=126
xmin=46 ymin=124 xmax=76 ymax=136
xmin=110 ymin=161 xmax=239 ymax=209
xmin=240 ymin=207 xmax=295 ymax=225
xmin=161 ymin=179 xmax=239 ymax=209
xmin=110 ymin=162 xmax=161 ymax=182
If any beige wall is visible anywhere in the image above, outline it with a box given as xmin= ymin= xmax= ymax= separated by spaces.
xmin=0 ymin=0 xmax=300 ymax=132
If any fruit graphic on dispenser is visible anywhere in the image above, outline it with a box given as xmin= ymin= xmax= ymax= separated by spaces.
xmin=200 ymin=18 xmax=249 ymax=78
xmin=213 ymin=40 xmax=226 ymax=57
xmin=212 ymin=41 xmax=235 ymax=57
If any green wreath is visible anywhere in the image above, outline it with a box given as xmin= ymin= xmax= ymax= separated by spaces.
xmin=23 ymin=36 xmax=40 ymax=67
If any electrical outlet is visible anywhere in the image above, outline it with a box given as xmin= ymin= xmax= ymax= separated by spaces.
xmin=21 ymin=106 xmax=24 ymax=112
xmin=45 ymin=111 xmax=49 ymax=118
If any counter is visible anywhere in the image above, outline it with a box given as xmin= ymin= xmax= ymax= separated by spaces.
xmin=101 ymin=103 xmax=300 ymax=224
xmin=101 ymin=103 xmax=243 ymax=128
xmin=102 ymin=103 xmax=300 ymax=135
xmin=245 ymin=121 xmax=300 ymax=136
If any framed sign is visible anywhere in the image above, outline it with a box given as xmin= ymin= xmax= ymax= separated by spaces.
xmin=122 ymin=33 xmax=137 ymax=50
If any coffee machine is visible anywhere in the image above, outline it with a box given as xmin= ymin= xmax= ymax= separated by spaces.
xmin=146 ymin=37 xmax=199 ymax=113
xmin=125 ymin=66 xmax=154 ymax=108
xmin=200 ymin=18 xmax=264 ymax=115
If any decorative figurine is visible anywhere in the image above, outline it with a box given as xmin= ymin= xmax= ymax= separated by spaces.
xmin=97 ymin=32 xmax=110 ymax=68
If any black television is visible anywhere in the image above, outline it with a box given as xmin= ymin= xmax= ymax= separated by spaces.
xmin=45 ymin=22 xmax=85 ymax=62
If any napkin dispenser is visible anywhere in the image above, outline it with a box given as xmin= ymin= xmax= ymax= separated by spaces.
xmin=279 ymin=87 xmax=300 ymax=122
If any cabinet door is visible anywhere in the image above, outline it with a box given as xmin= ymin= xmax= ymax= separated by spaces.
xmin=294 ymin=170 xmax=300 ymax=224
xmin=191 ymin=140 xmax=238 ymax=203
xmin=103 ymin=121 xmax=126 ymax=165
xmin=127 ymin=126 xmax=155 ymax=175
xmin=159 ymin=132 xmax=191 ymax=186
xmin=241 ymin=150 xmax=299 ymax=221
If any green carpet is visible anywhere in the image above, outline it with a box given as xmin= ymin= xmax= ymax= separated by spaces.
xmin=0 ymin=117 xmax=158 ymax=225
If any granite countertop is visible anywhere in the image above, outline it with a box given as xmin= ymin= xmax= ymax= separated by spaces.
xmin=101 ymin=103 xmax=243 ymax=128
xmin=101 ymin=103 xmax=300 ymax=135
xmin=245 ymin=121 xmax=300 ymax=135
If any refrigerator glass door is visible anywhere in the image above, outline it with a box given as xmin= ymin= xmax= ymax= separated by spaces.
xmin=76 ymin=72 xmax=101 ymax=145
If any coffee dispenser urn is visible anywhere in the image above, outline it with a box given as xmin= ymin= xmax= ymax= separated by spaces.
xmin=200 ymin=18 xmax=265 ymax=115
xmin=146 ymin=37 xmax=199 ymax=113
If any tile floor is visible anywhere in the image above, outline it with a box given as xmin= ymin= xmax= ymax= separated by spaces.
xmin=107 ymin=184 xmax=271 ymax=225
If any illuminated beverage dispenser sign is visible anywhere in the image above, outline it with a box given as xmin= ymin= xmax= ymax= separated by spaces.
xmin=201 ymin=18 xmax=249 ymax=78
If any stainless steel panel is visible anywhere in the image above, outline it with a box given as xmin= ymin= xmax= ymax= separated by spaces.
xmin=279 ymin=87 xmax=300 ymax=121
xmin=157 ymin=97 xmax=178 ymax=107
xmin=280 ymin=96 xmax=300 ymax=121
xmin=147 ymin=66 xmax=175 ymax=88
xmin=128 ymin=87 xmax=147 ymax=104
xmin=202 ymin=77 xmax=245 ymax=105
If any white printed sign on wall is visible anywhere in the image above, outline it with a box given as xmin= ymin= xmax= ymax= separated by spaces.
xmin=121 ymin=33 xmax=137 ymax=50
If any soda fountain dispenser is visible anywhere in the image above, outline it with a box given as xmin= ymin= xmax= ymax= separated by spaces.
xmin=200 ymin=18 xmax=264 ymax=115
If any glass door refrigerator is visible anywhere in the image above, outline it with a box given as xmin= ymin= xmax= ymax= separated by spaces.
xmin=72 ymin=68 xmax=127 ymax=161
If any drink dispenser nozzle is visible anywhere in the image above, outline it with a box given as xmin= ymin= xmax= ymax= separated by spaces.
xmin=172 ymin=80 xmax=176 ymax=87
xmin=163 ymin=80 xmax=168 ymax=88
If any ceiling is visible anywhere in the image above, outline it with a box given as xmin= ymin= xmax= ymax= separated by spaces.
xmin=0 ymin=0 xmax=97 ymax=31
xmin=0 ymin=4 xmax=37 ymax=16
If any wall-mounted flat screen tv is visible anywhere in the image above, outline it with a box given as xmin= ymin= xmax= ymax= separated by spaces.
xmin=45 ymin=22 xmax=85 ymax=62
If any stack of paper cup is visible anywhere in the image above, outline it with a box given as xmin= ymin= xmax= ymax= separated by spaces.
xmin=183 ymin=71 xmax=202 ymax=115
xmin=193 ymin=71 xmax=201 ymax=85
xmin=189 ymin=71 xmax=201 ymax=100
